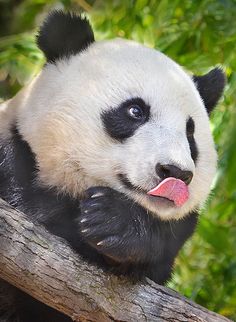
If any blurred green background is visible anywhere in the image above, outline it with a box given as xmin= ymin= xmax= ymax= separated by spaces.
xmin=0 ymin=0 xmax=235 ymax=319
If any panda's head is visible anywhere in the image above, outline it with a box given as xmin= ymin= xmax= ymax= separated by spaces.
xmin=17 ymin=11 xmax=225 ymax=220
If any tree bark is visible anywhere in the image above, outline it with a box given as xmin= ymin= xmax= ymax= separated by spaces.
xmin=0 ymin=198 xmax=231 ymax=322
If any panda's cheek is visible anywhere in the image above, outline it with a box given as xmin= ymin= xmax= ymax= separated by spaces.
xmin=115 ymin=143 xmax=155 ymax=190
xmin=117 ymin=152 xmax=155 ymax=190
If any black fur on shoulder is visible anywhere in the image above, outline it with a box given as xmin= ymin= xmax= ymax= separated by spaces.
xmin=193 ymin=67 xmax=226 ymax=115
xmin=37 ymin=10 xmax=94 ymax=63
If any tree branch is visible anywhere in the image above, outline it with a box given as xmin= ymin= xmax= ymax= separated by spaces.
xmin=0 ymin=198 xmax=231 ymax=322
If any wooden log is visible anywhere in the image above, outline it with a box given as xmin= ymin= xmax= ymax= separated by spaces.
xmin=0 ymin=198 xmax=231 ymax=322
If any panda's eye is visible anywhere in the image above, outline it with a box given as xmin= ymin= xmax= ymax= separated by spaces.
xmin=102 ymin=97 xmax=150 ymax=142
xmin=128 ymin=105 xmax=144 ymax=120
xmin=186 ymin=117 xmax=195 ymax=137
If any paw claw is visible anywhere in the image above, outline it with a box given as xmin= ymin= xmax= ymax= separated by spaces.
xmin=80 ymin=218 xmax=87 ymax=223
xmin=91 ymin=192 xmax=104 ymax=198
xmin=81 ymin=229 xmax=89 ymax=233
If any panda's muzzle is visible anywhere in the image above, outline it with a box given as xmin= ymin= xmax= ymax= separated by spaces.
xmin=118 ymin=170 xmax=191 ymax=207
xmin=118 ymin=173 xmax=176 ymax=206
xmin=118 ymin=162 xmax=193 ymax=193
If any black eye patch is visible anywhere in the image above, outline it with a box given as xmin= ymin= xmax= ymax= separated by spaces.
xmin=186 ymin=117 xmax=198 ymax=163
xmin=101 ymin=98 xmax=150 ymax=142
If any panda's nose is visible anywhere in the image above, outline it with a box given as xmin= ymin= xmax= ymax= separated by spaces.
xmin=155 ymin=163 xmax=193 ymax=185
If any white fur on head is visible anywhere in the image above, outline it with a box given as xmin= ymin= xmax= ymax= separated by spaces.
xmin=15 ymin=38 xmax=217 ymax=220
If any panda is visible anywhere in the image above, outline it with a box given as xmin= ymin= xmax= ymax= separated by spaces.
xmin=0 ymin=10 xmax=225 ymax=322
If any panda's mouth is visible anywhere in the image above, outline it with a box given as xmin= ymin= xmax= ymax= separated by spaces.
xmin=118 ymin=173 xmax=176 ymax=207
xmin=117 ymin=173 xmax=145 ymax=193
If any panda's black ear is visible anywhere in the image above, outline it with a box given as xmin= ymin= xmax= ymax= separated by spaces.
xmin=193 ymin=68 xmax=226 ymax=115
xmin=37 ymin=10 xmax=94 ymax=63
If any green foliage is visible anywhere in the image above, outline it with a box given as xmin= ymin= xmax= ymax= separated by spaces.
xmin=0 ymin=32 xmax=43 ymax=96
xmin=0 ymin=0 xmax=235 ymax=319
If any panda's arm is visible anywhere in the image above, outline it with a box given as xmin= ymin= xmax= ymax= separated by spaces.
xmin=79 ymin=186 xmax=198 ymax=271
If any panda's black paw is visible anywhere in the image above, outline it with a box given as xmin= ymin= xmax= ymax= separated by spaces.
xmin=79 ymin=186 xmax=145 ymax=263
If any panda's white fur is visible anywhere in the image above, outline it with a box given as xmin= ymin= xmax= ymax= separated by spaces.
xmin=4 ymin=38 xmax=217 ymax=220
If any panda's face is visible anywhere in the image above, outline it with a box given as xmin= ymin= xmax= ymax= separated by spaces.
xmin=18 ymin=38 xmax=220 ymax=220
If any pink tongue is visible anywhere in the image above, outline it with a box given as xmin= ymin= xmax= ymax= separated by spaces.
xmin=147 ymin=177 xmax=189 ymax=207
